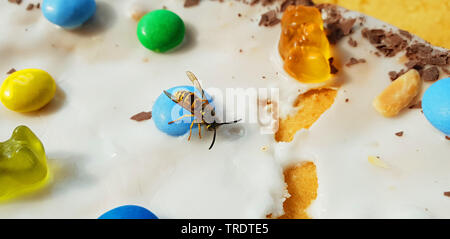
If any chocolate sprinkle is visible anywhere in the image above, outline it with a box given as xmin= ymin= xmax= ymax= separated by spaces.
xmin=131 ymin=111 xmax=152 ymax=122
xmin=395 ymin=131 xmax=404 ymax=137
xmin=345 ymin=57 xmax=366 ymax=67
xmin=26 ymin=3 xmax=34 ymax=11
xmin=259 ymin=10 xmax=280 ymax=27
xmin=6 ymin=68 xmax=16 ymax=74
xmin=422 ymin=67 xmax=440 ymax=82
xmin=184 ymin=0 xmax=200 ymax=7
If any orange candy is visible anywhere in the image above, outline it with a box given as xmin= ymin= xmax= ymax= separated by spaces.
xmin=279 ymin=6 xmax=332 ymax=84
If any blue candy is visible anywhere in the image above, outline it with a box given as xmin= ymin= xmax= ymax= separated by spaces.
xmin=42 ymin=0 xmax=97 ymax=29
xmin=422 ymin=77 xmax=450 ymax=135
xmin=98 ymin=205 xmax=158 ymax=219
xmin=152 ymin=86 xmax=213 ymax=137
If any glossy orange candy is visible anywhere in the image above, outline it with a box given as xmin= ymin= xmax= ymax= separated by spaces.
xmin=279 ymin=6 xmax=331 ymax=83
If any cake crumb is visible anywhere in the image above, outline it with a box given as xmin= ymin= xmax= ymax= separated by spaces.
xmin=395 ymin=131 xmax=404 ymax=137
xmin=131 ymin=111 xmax=152 ymax=121
xmin=444 ymin=192 xmax=450 ymax=197
xmin=261 ymin=145 xmax=269 ymax=152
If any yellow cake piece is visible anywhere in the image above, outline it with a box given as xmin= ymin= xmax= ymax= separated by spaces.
xmin=276 ymin=89 xmax=337 ymax=218
xmin=315 ymin=0 xmax=450 ymax=49
xmin=280 ymin=162 xmax=318 ymax=219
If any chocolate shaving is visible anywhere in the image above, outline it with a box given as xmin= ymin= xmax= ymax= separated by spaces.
xmin=329 ymin=57 xmax=338 ymax=74
xmin=389 ymin=69 xmax=406 ymax=81
xmin=422 ymin=67 xmax=440 ymax=82
xmin=395 ymin=131 xmax=404 ymax=137
xmin=8 ymin=0 xmax=22 ymax=5
xmin=131 ymin=111 xmax=152 ymax=122
xmin=406 ymin=43 xmax=450 ymax=68
xmin=6 ymin=68 xmax=16 ymax=74
xmin=444 ymin=191 xmax=450 ymax=197
xmin=318 ymin=4 xmax=356 ymax=44
xmin=399 ymin=29 xmax=413 ymax=40
xmin=389 ymin=43 xmax=450 ymax=81
xmin=280 ymin=0 xmax=314 ymax=12
xmin=184 ymin=0 xmax=200 ymax=7
xmin=409 ymin=101 xmax=422 ymax=109
xmin=259 ymin=10 xmax=280 ymax=27
xmin=348 ymin=37 xmax=358 ymax=47
xmin=362 ymin=28 xmax=408 ymax=57
xmin=345 ymin=57 xmax=366 ymax=67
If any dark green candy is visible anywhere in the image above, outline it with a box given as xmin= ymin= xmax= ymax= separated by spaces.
xmin=137 ymin=9 xmax=185 ymax=53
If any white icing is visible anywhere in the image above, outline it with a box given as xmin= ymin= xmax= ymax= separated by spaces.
xmin=0 ymin=0 xmax=448 ymax=218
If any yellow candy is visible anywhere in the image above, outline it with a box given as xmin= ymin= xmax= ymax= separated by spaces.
xmin=1 ymin=69 xmax=56 ymax=113
xmin=279 ymin=6 xmax=332 ymax=84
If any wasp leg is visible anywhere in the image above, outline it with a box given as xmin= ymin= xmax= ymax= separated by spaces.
xmin=168 ymin=114 xmax=195 ymax=124
xmin=188 ymin=120 xmax=195 ymax=141
xmin=198 ymin=123 xmax=202 ymax=139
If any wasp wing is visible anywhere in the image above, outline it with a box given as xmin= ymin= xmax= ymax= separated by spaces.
xmin=186 ymin=71 xmax=207 ymax=101
xmin=163 ymin=90 xmax=194 ymax=113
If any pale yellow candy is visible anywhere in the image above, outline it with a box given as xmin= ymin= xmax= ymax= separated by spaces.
xmin=0 ymin=69 xmax=56 ymax=113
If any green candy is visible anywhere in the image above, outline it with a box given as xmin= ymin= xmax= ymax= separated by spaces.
xmin=137 ymin=9 xmax=185 ymax=53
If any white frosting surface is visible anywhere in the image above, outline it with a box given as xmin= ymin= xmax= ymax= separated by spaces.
xmin=0 ymin=0 xmax=448 ymax=218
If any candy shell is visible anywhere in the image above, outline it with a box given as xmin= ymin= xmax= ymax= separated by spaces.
xmin=98 ymin=205 xmax=158 ymax=219
xmin=137 ymin=9 xmax=185 ymax=52
xmin=1 ymin=69 xmax=56 ymax=113
xmin=422 ymin=77 xmax=450 ymax=135
xmin=152 ymin=86 xmax=213 ymax=137
xmin=42 ymin=0 xmax=97 ymax=29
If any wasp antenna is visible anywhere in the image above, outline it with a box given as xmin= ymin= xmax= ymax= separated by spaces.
xmin=218 ymin=119 xmax=242 ymax=126
xmin=209 ymin=128 xmax=217 ymax=150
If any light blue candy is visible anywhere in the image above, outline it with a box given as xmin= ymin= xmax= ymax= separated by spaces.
xmin=152 ymin=86 xmax=213 ymax=137
xmin=99 ymin=205 xmax=158 ymax=219
xmin=422 ymin=77 xmax=450 ymax=135
xmin=42 ymin=0 xmax=97 ymax=29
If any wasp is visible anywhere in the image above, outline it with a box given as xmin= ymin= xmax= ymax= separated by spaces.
xmin=164 ymin=71 xmax=241 ymax=150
